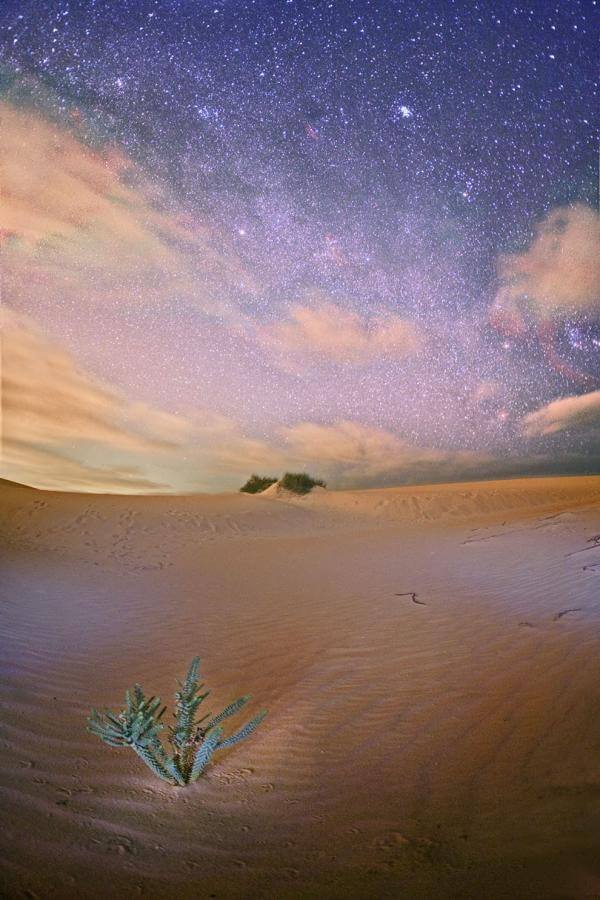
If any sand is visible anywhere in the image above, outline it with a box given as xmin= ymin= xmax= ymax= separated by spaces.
xmin=1 ymin=475 xmax=599 ymax=898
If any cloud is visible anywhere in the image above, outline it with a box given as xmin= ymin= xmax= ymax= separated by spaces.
xmin=1 ymin=309 xmax=291 ymax=493
xmin=3 ymin=444 xmax=174 ymax=494
xmin=279 ymin=420 xmax=487 ymax=488
xmin=0 ymin=100 xmax=257 ymax=320
xmin=1 ymin=311 xmax=491 ymax=492
xmin=490 ymin=204 xmax=600 ymax=334
xmin=523 ymin=390 xmax=600 ymax=437
xmin=1 ymin=309 xmax=195 ymax=491
xmin=178 ymin=413 xmax=283 ymax=483
xmin=260 ymin=295 xmax=422 ymax=367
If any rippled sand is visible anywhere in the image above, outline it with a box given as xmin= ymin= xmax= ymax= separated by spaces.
xmin=1 ymin=476 xmax=599 ymax=898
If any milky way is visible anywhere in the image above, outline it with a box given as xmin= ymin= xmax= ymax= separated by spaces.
xmin=0 ymin=1 xmax=598 ymax=491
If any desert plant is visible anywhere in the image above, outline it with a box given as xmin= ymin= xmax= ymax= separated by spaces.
xmin=87 ymin=656 xmax=266 ymax=786
xmin=280 ymin=472 xmax=326 ymax=494
xmin=240 ymin=474 xmax=278 ymax=494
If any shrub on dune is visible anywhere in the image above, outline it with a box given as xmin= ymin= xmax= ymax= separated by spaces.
xmin=239 ymin=474 xmax=278 ymax=493
xmin=279 ymin=472 xmax=326 ymax=494
xmin=87 ymin=657 xmax=266 ymax=786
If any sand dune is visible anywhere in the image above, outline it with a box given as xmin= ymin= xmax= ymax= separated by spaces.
xmin=1 ymin=476 xmax=599 ymax=898
xmin=263 ymin=474 xmax=600 ymax=523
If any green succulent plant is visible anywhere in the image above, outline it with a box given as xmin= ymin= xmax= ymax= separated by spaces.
xmin=87 ymin=657 xmax=267 ymax=786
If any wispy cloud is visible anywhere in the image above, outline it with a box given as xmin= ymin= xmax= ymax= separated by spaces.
xmin=0 ymin=310 xmax=280 ymax=493
xmin=523 ymin=390 xmax=600 ymax=437
xmin=259 ymin=294 xmax=422 ymax=368
xmin=279 ymin=419 xmax=488 ymax=488
xmin=490 ymin=204 xmax=600 ymax=335
xmin=2 ymin=311 xmax=488 ymax=492
xmin=0 ymin=101 xmax=257 ymax=320
xmin=1 ymin=309 xmax=195 ymax=491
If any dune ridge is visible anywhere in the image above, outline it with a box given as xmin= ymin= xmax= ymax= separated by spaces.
xmin=261 ymin=474 xmax=600 ymax=522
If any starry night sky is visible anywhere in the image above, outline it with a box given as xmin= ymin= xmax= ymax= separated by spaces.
xmin=1 ymin=1 xmax=599 ymax=492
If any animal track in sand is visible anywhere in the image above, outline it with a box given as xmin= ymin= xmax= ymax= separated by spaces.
xmin=97 ymin=835 xmax=138 ymax=856
xmin=553 ymin=608 xmax=582 ymax=621
xmin=565 ymin=534 xmax=600 ymax=558
xmin=395 ymin=592 xmax=426 ymax=605
xmin=214 ymin=767 xmax=255 ymax=785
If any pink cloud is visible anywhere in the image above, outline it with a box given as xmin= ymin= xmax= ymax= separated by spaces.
xmin=279 ymin=420 xmax=487 ymax=487
xmin=0 ymin=101 xmax=257 ymax=322
xmin=260 ymin=295 xmax=422 ymax=367
xmin=523 ymin=390 xmax=600 ymax=437
xmin=1 ymin=310 xmax=286 ymax=493
xmin=2 ymin=312 xmax=490 ymax=492
xmin=490 ymin=204 xmax=600 ymax=334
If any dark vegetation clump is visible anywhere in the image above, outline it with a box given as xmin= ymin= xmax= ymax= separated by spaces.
xmin=239 ymin=474 xmax=278 ymax=494
xmin=279 ymin=472 xmax=326 ymax=494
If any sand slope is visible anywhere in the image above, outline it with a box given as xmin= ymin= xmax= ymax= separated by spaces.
xmin=1 ymin=476 xmax=599 ymax=898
